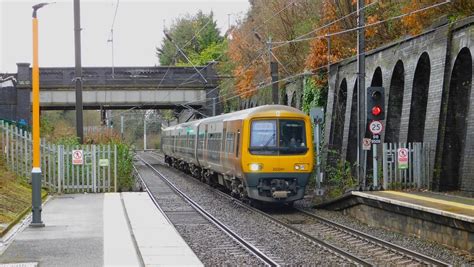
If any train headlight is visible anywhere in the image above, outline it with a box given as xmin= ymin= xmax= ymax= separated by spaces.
xmin=294 ymin=163 xmax=308 ymax=171
xmin=249 ymin=163 xmax=263 ymax=171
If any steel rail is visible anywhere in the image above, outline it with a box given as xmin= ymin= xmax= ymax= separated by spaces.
xmin=146 ymin=152 xmax=369 ymax=265
xmin=136 ymin=154 xmax=279 ymax=267
xmin=296 ymin=208 xmax=452 ymax=267
xmin=211 ymin=190 xmax=371 ymax=266
xmin=132 ymin=164 xmax=173 ymax=225
xmin=146 ymin=151 xmax=452 ymax=266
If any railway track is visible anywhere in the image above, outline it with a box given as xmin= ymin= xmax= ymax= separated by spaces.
xmin=145 ymin=151 xmax=452 ymax=266
xmin=266 ymin=209 xmax=451 ymax=266
xmin=143 ymin=151 xmax=370 ymax=265
xmin=136 ymin=153 xmax=279 ymax=266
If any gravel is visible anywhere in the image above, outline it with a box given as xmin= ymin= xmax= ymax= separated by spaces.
xmin=295 ymin=196 xmax=474 ymax=266
xmin=140 ymin=152 xmax=473 ymax=266
xmin=140 ymin=153 xmax=354 ymax=265
xmin=135 ymin=160 xmax=264 ymax=266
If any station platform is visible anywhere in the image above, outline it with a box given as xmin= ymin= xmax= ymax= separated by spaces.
xmin=316 ymin=190 xmax=474 ymax=253
xmin=355 ymin=190 xmax=474 ymax=221
xmin=0 ymin=192 xmax=202 ymax=267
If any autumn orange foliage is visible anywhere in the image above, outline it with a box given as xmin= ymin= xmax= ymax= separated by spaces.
xmin=305 ymin=0 xmax=474 ymax=83
xmin=225 ymin=0 xmax=474 ymax=102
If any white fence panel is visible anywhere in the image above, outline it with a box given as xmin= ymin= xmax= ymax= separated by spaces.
xmin=382 ymin=142 xmax=432 ymax=189
xmin=0 ymin=120 xmax=117 ymax=193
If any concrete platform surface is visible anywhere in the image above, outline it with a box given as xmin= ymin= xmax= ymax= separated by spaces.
xmin=356 ymin=190 xmax=474 ymax=222
xmin=122 ymin=192 xmax=202 ymax=267
xmin=0 ymin=193 xmax=203 ymax=267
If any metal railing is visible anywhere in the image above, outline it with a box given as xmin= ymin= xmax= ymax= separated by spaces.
xmin=0 ymin=120 xmax=117 ymax=193
xmin=382 ymin=142 xmax=432 ymax=189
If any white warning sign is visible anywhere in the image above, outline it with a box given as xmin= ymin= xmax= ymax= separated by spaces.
xmin=72 ymin=150 xmax=84 ymax=165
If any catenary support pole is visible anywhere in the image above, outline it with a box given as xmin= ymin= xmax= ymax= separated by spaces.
xmin=269 ymin=37 xmax=279 ymax=105
xmin=120 ymin=115 xmax=124 ymax=140
xmin=357 ymin=0 xmax=366 ymax=189
xmin=143 ymin=115 xmax=147 ymax=150
xmin=74 ymin=0 xmax=84 ymax=144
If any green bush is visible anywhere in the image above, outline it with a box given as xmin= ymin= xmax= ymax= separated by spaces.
xmin=115 ymin=142 xmax=134 ymax=192
xmin=324 ymin=150 xmax=357 ymax=199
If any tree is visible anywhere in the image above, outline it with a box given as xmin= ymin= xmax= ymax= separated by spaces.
xmin=156 ymin=11 xmax=224 ymax=66
xmin=224 ymin=0 xmax=322 ymax=102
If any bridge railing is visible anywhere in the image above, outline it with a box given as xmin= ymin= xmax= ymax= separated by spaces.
xmin=0 ymin=120 xmax=117 ymax=193
xmin=19 ymin=66 xmax=217 ymax=88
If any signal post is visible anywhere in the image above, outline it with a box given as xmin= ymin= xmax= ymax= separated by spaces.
xmin=366 ymin=86 xmax=385 ymax=189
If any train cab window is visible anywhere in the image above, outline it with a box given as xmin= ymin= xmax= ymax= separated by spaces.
xmin=279 ymin=119 xmax=307 ymax=155
xmin=250 ymin=119 xmax=307 ymax=155
xmin=250 ymin=120 xmax=278 ymax=155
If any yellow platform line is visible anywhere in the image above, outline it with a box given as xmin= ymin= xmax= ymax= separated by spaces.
xmin=380 ymin=191 xmax=474 ymax=211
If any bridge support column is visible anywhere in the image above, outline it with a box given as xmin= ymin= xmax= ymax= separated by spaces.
xmin=100 ymin=107 xmax=106 ymax=126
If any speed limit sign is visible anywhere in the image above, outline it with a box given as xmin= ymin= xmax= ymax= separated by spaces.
xmin=369 ymin=120 xmax=383 ymax=135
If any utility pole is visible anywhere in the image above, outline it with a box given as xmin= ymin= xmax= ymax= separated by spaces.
xmin=143 ymin=114 xmax=147 ymax=150
xmin=120 ymin=115 xmax=124 ymax=140
xmin=268 ymin=37 xmax=279 ymax=104
xmin=107 ymin=29 xmax=115 ymax=78
xmin=212 ymin=97 xmax=216 ymax=116
xmin=357 ymin=0 xmax=366 ymax=189
xmin=74 ymin=0 xmax=84 ymax=144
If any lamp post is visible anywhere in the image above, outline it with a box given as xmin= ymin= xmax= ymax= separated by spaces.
xmin=30 ymin=2 xmax=50 ymax=227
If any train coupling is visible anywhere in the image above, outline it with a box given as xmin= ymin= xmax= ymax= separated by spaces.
xmin=272 ymin=190 xmax=289 ymax=199
xmin=257 ymin=178 xmax=297 ymax=199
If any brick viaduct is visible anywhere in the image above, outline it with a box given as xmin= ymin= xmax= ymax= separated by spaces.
xmin=324 ymin=17 xmax=474 ymax=193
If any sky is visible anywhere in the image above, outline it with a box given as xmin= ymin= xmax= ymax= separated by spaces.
xmin=0 ymin=0 xmax=250 ymax=73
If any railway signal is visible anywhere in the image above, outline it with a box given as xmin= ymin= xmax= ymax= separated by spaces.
xmin=367 ymin=86 xmax=385 ymax=121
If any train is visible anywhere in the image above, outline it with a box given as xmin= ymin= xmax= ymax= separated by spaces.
xmin=161 ymin=105 xmax=314 ymax=205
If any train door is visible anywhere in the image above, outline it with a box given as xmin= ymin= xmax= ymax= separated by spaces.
xmin=222 ymin=125 xmax=227 ymax=168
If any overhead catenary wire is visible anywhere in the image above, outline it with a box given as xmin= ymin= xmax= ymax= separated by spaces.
xmin=155 ymin=18 xmax=214 ymax=101
xmin=105 ymin=1 xmax=297 ymax=122
xmin=272 ymin=0 xmax=380 ymax=49
xmin=178 ymin=0 xmax=378 ymax=107
xmin=212 ymin=0 xmax=452 ymax=107
xmin=173 ymin=0 xmax=297 ymax=89
xmin=176 ymin=47 xmax=268 ymax=107
xmin=271 ymin=0 xmax=451 ymax=46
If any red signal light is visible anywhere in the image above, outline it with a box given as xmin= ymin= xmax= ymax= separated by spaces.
xmin=372 ymin=106 xmax=382 ymax=116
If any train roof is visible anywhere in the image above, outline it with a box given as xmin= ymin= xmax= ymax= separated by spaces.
xmin=163 ymin=105 xmax=306 ymax=131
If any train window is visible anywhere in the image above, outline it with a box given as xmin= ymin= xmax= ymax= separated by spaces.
xmin=249 ymin=119 xmax=307 ymax=155
xmin=250 ymin=120 xmax=278 ymax=155
xmin=279 ymin=119 xmax=307 ymax=155
xmin=225 ymin=132 xmax=235 ymax=153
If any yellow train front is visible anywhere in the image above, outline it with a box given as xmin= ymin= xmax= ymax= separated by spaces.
xmin=162 ymin=105 xmax=314 ymax=205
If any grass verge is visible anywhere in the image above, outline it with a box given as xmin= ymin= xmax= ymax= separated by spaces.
xmin=0 ymin=157 xmax=47 ymax=237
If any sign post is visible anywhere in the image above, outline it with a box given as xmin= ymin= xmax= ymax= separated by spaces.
xmin=369 ymin=120 xmax=383 ymax=189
